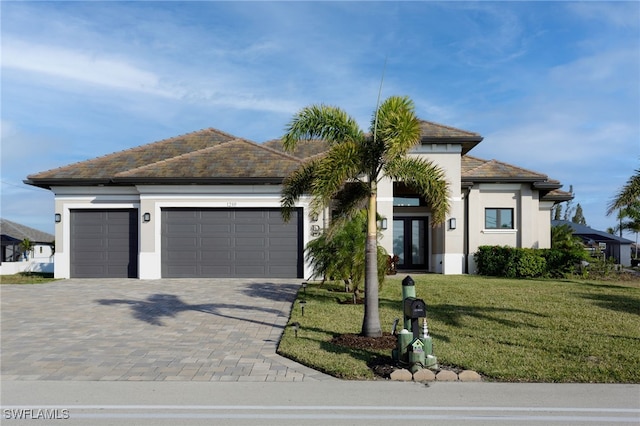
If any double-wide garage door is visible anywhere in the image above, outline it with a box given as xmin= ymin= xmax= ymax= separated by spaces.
xmin=161 ymin=208 xmax=302 ymax=278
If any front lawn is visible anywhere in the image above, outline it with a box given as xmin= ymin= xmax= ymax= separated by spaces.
xmin=277 ymin=274 xmax=640 ymax=382
xmin=0 ymin=272 xmax=56 ymax=284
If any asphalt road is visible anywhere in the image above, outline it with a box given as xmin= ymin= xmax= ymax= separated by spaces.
xmin=2 ymin=380 xmax=638 ymax=425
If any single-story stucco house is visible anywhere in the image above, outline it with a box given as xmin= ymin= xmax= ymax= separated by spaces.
xmin=25 ymin=120 xmax=572 ymax=279
xmin=552 ymin=220 xmax=634 ymax=266
xmin=0 ymin=218 xmax=55 ymax=275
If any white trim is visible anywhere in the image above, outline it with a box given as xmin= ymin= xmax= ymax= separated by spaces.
xmin=482 ymin=229 xmax=518 ymax=234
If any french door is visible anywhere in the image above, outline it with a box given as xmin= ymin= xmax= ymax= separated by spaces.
xmin=393 ymin=217 xmax=429 ymax=270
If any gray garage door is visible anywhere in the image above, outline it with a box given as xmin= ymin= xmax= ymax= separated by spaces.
xmin=70 ymin=209 xmax=138 ymax=278
xmin=161 ymin=208 xmax=302 ymax=278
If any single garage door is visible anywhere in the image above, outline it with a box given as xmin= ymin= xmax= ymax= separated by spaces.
xmin=161 ymin=208 xmax=302 ymax=278
xmin=70 ymin=209 xmax=138 ymax=278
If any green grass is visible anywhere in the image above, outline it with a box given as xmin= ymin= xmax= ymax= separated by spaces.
xmin=0 ymin=272 xmax=56 ymax=284
xmin=277 ymin=275 xmax=640 ymax=382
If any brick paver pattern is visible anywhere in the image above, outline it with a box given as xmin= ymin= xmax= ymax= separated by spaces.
xmin=1 ymin=279 xmax=333 ymax=382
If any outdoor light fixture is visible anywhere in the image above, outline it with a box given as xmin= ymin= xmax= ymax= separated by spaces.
xmin=300 ymin=300 xmax=307 ymax=316
xmin=379 ymin=218 xmax=388 ymax=230
xmin=449 ymin=217 xmax=457 ymax=230
xmin=301 ymin=282 xmax=307 ymax=294
xmin=292 ymin=322 xmax=300 ymax=338
xmin=143 ymin=212 xmax=151 ymax=222
xmin=54 ymin=213 xmax=61 ymax=223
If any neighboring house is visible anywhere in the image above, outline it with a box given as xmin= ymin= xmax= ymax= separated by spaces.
xmin=0 ymin=218 xmax=54 ymax=275
xmin=552 ymin=220 xmax=633 ymax=266
xmin=25 ymin=121 xmax=571 ymax=279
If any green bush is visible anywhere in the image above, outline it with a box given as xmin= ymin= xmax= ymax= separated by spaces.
xmin=516 ymin=249 xmax=547 ymax=278
xmin=475 ymin=245 xmax=584 ymax=278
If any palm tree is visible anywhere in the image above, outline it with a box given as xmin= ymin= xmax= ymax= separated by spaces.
xmin=280 ymin=96 xmax=450 ymax=337
xmin=607 ymin=168 xmax=640 ymax=215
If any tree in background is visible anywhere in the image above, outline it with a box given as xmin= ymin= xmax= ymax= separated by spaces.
xmin=563 ymin=185 xmax=575 ymax=221
xmin=571 ymin=203 xmax=587 ymax=225
xmin=607 ymin=168 xmax=640 ymax=240
xmin=607 ymin=168 xmax=640 ymax=215
xmin=280 ymin=96 xmax=450 ymax=337
xmin=553 ymin=203 xmax=563 ymax=221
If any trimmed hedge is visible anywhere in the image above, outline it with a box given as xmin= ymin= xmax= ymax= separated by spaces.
xmin=474 ymin=245 xmax=585 ymax=278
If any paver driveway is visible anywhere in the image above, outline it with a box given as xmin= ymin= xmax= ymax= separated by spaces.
xmin=1 ymin=279 xmax=333 ymax=382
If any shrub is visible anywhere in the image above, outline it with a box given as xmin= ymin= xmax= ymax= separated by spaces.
xmin=475 ymin=245 xmax=583 ymax=278
xmin=516 ymin=249 xmax=547 ymax=278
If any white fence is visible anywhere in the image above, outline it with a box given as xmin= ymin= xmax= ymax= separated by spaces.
xmin=0 ymin=260 xmax=54 ymax=275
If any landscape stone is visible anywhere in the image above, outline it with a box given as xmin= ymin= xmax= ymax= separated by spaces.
xmin=458 ymin=370 xmax=482 ymax=382
xmin=435 ymin=370 xmax=459 ymax=381
xmin=390 ymin=368 xmax=413 ymax=381
xmin=412 ymin=369 xmax=436 ymax=382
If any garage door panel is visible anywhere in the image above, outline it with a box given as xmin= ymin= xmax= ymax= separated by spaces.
xmin=70 ymin=209 xmax=138 ymax=278
xmin=166 ymin=223 xmax=199 ymax=234
xmin=162 ymin=208 xmax=301 ymax=278
xmin=201 ymin=224 xmax=231 ymax=233
xmin=236 ymin=237 xmax=265 ymax=247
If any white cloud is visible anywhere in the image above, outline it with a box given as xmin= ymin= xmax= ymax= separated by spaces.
xmin=2 ymin=39 xmax=178 ymax=98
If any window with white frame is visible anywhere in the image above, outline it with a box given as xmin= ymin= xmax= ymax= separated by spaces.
xmin=485 ymin=208 xmax=514 ymax=229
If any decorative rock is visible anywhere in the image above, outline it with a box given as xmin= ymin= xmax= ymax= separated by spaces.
xmin=458 ymin=370 xmax=482 ymax=382
xmin=390 ymin=368 xmax=413 ymax=381
xmin=435 ymin=370 xmax=459 ymax=381
xmin=412 ymin=368 xmax=436 ymax=382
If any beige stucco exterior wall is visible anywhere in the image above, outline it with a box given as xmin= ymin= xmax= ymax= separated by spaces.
xmin=467 ymin=183 xmax=553 ymax=274
xmin=411 ymin=144 xmax=464 ymax=274
xmin=51 ymin=186 xmax=140 ymax=279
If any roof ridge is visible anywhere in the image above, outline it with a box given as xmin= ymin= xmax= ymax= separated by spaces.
xmin=114 ymin=138 xmax=240 ymax=176
xmin=464 ymin=157 xmax=492 ymax=174
xmin=0 ymin=218 xmax=54 ymax=241
xmin=114 ymin=138 xmax=303 ymax=178
xmin=488 ymin=158 xmax=548 ymax=179
xmin=419 ymin=119 xmax=481 ymax=137
xmin=27 ymin=127 xmax=240 ymax=179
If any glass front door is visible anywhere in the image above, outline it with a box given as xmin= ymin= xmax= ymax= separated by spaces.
xmin=393 ymin=217 xmax=428 ymax=270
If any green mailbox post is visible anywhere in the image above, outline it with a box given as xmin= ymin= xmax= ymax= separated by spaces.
xmin=392 ymin=276 xmax=438 ymax=373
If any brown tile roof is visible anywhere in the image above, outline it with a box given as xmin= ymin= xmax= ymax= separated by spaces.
xmin=27 ymin=128 xmax=238 ymax=181
xmin=461 ymin=155 xmax=571 ymax=200
xmin=462 ymin=155 xmax=548 ymax=181
xmin=419 ymin=120 xmax=482 ymax=140
xmin=262 ymin=139 xmax=330 ymax=159
xmin=25 ymin=124 xmax=564 ymax=195
xmin=115 ymin=139 xmax=302 ymax=182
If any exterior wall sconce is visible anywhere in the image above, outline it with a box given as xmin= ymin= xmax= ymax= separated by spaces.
xmin=449 ymin=217 xmax=456 ymax=230
xmin=54 ymin=213 xmax=61 ymax=223
xmin=143 ymin=212 xmax=151 ymax=222
xmin=378 ymin=218 xmax=388 ymax=230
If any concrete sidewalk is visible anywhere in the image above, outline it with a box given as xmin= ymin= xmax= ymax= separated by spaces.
xmin=1 ymin=278 xmax=333 ymax=382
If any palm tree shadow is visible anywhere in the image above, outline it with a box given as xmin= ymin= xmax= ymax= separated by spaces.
xmin=427 ymin=304 xmax=548 ymax=329
xmin=578 ymin=293 xmax=640 ymax=316
xmin=96 ymin=293 xmax=286 ymax=326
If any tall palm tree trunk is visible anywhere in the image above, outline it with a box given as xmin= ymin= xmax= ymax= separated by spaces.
xmin=362 ymin=190 xmax=382 ymax=337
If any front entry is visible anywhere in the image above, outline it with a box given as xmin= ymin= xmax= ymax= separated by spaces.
xmin=393 ymin=217 xmax=429 ymax=270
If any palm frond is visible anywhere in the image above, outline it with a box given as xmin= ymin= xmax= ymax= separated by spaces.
xmin=282 ymin=104 xmax=364 ymax=152
xmin=371 ymin=96 xmax=421 ymax=160
xmin=385 ymin=156 xmax=450 ymax=224
xmin=281 ymin=160 xmax=318 ymax=221
xmin=607 ymin=168 xmax=640 ymax=215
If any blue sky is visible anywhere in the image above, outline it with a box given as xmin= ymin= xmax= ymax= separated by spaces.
xmin=1 ymin=1 xmax=639 ymax=237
